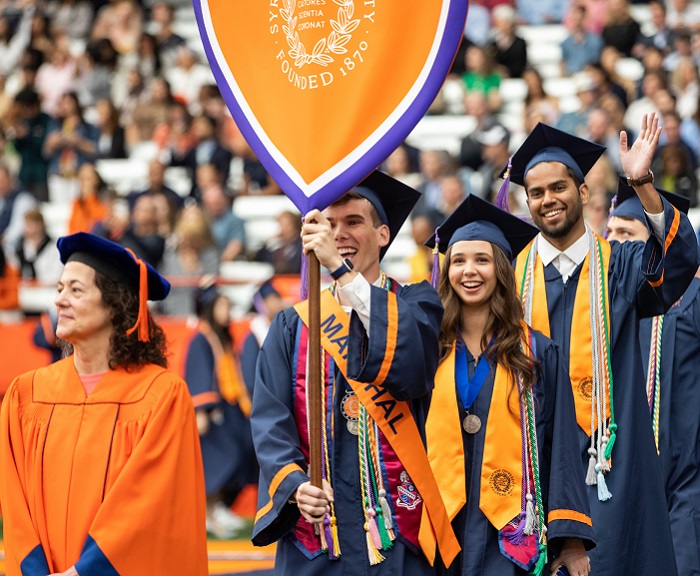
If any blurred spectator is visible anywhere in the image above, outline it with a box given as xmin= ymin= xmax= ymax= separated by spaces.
xmin=488 ymin=4 xmax=527 ymax=79
xmin=114 ymin=66 xmax=144 ymax=123
xmin=437 ymin=173 xmax=466 ymax=218
xmin=254 ymin=210 xmax=302 ymax=274
xmin=14 ymin=207 xmax=62 ymax=285
xmin=241 ymin=282 xmax=286 ymax=394
xmin=413 ymin=148 xmax=454 ymax=216
xmin=94 ymin=97 xmax=127 ymax=159
xmin=462 ymin=0 xmax=490 ymax=49
xmin=78 ymin=38 xmax=119 ymax=107
xmin=90 ymin=188 xmax=128 ymax=241
xmin=91 ymin=0 xmax=143 ymax=56
xmin=6 ymin=46 xmax=42 ymax=96
xmin=670 ymin=56 xmax=699 ymax=119
xmin=28 ymin=10 xmax=54 ymax=62
xmin=667 ymin=0 xmax=700 ymax=33
xmin=128 ymin=157 xmax=184 ymax=215
xmin=384 ymin=142 xmax=423 ymax=189
xmin=585 ymin=61 xmax=629 ymax=109
xmin=654 ymin=110 xmax=698 ymax=171
xmin=461 ymin=45 xmax=501 ymax=112
xmin=166 ymin=46 xmax=213 ymax=110
xmin=5 ymin=87 xmax=50 ymax=201
xmin=0 ymin=162 xmax=35 ymax=256
xmin=523 ymin=67 xmax=559 ymax=127
xmin=583 ymin=190 xmax=609 ymax=236
xmin=132 ymin=32 xmax=162 ymax=81
xmin=623 ymin=70 xmax=667 ymax=133
xmin=408 ymin=210 xmax=442 ymax=284
xmin=43 ymin=91 xmax=99 ymax=200
xmin=664 ymin=29 xmax=694 ymax=73
xmin=585 ymin=106 xmax=623 ymax=174
xmin=171 ymin=113 xmax=231 ymax=196
xmin=0 ymin=75 xmax=15 ymax=121
xmin=34 ymin=33 xmax=77 ymax=116
xmin=475 ymin=123 xmax=511 ymax=202
xmin=235 ymin=139 xmax=281 ymax=196
xmin=45 ymin=0 xmax=94 ymax=41
xmin=68 ymin=163 xmax=108 ymax=235
xmin=601 ymin=0 xmax=641 ymax=57
xmin=599 ymin=46 xmax=637 ymax=104
xmin=636 ymin=45 xmax=666 ymax=99
xmin=633 ymin=0 xmax=672 ymax=57
xmin=561 ymin=4 xmax=603 ymax=75
xmin=557 ymin=71 xmax=599 ymax=136
xmin=599 ymin=92 xmax=633 ymax=140
xmin=158 ymin=204 xmax=219 ymax=316
xmin=199 ymin=170 xmax=246 ymax=262
xmin=152 ymin=190 xmax=177 ymax=238
xmin=564 ymin=0 xmax=607 ymax=34
xmin=0 ymin=4 xmax=33 ymax=78
xmin=657 ymin=143 xmax=699 ymax=207
xmin=32 ymin=307 xmax=61 ymax=363
xmin=517 ymin=0 xmax=567 ymax=25
xmin=127 ymin=75 xmax=175 ymax=145
xmin=459 ymin=91 xmax=498 ymax=171
xmin=585 ymin=154 xmax=618 ymax=201
xmin=150 ymin=1 xmax=186 ymax=70
xmin=117 ymin=192 xmax=166 ymax=267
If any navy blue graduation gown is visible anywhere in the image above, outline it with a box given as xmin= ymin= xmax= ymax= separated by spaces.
xmin=641 ymin=278 xmax=700 ymax=575
xmin=241 ymin=331 xmax=261 ymax=397
xmin=535 ymin=200 xmax=697 ymax=576
xmin=438 ymin=332 xmax=594 ymax=576
xmin=184 ymin=332 xmax=254 ymax=496
xmin=251 ymin=281 xmax=443 ymax=575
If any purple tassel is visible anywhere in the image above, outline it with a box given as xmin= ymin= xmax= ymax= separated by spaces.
xmin=323 ymin=514 xmax=337 ymax=559
xmin=300 ymin=215 xmax=309 ymax=301
xmin=504 ymin=511 xmax=527 ymax=545
xmin=604 ymin=194 xmax=619 ymax=239
xmin=430 ymin=227 xmax=441 ymax=289
xmin=495 ymin=156 xmax=513 ymax=212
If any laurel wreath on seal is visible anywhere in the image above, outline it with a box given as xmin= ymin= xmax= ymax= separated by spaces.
xmin=280 ymin=0 xmax=359 ymax=68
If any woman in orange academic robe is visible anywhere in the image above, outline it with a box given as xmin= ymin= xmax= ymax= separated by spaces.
xmin=0 ymin=232 xmax=208 ymax=576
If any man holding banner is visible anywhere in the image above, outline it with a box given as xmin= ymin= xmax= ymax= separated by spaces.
xmin=250 ymin=171 xmax=459 ymax=573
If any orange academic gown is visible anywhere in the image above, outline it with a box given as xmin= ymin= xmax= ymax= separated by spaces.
xmin=0 ymin=357 xmax=208 ymax=576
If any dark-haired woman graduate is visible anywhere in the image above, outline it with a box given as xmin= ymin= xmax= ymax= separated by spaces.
xmin=185 ymin=280 xmax=254 ymax=538
xmin=425 ymin=195 xmax=595 ymax=576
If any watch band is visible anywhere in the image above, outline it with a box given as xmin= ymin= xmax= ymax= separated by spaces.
xmin=626 ymin=170 xmax=654 ymax=187
xmin=330 ymin=258 xmax=354 ymax=280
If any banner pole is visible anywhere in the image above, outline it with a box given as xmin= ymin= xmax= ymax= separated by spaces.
xmin=307 ymin=251 xmax=323 ymax=489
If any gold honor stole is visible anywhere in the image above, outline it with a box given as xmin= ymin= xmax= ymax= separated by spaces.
xmin=515 ymin=237 xmax=611 ymax=433
xmin=427 ymin=330 xmax=532 ymax=531
xmin=295 ymin=291 xmax=460 ymax=567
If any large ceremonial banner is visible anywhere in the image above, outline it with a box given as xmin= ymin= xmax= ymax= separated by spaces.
xmin=193 ymin=0 xmax=469 ymax=212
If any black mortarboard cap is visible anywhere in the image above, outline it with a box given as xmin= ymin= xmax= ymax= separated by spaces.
xmin=501 ymin=123 xmax=607 ymax=187
xmin=351 ymin=170 xmax=421 ymax=260
xmin=425 ymin=194 xmax=538 ymax=260
xmin=611 ymin=176 xmax=690 ymax=223
xmin=58 ymin=232 xmax=170 ymax=301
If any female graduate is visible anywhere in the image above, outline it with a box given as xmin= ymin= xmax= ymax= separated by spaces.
xmin=184 ymin=281 xmax=254 ymax=538
xmin=425 ymin=195 xmax=595 ymax=576
xmin=0 ymin=232 xmax=208 ymax=576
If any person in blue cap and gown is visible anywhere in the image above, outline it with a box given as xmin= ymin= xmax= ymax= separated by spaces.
xmin=250 ymin=170 xmax=460 ymax=574
xmin=606 ymin=179 xmax=700 ymax=576
xmin=425 ymin=194 xmax=595 ymax=576
xmin=184 ymin=280 xmax=252 ymax=538
xmin=504 ymin=113 xmax=698 ymax=576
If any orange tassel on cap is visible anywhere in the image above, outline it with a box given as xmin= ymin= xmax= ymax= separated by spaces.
xmin=124 ymin=248 xmax=150 ymax=342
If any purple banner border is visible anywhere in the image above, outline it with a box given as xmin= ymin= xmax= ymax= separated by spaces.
xmin=193 ymin=1 xmax=469 ymax=214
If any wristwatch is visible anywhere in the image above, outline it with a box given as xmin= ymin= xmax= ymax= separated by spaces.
xmin=626 ymin=170 xmax=654 ymax=187
xmin=330 ymin=257 xmax=354 ymax=280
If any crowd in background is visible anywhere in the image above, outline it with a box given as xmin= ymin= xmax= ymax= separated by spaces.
xmin=0 ymin=0 xmax=700 ymax=316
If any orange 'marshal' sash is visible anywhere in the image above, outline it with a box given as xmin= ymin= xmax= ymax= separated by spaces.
xmin=295 ymin=290 xmax=460 ymax=567
xmin=427 ymin=327 xmax=533 ymax=532
xmin=515 ymin=236 xmax=611 ymax=434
